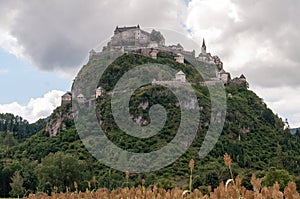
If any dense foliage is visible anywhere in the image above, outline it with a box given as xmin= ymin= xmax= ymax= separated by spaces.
xmin=0 ymin=113 xmax=45 ymax=143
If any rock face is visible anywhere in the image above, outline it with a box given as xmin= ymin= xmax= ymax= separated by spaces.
xmin=45 ymin=104 xmax=74 ymax=137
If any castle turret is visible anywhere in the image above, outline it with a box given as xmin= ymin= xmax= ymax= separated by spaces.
xmin=175 ymin=70 xmax=186 ymax=82
xmin=95 ymin=87 xmax=104 ymax=98
xmin=174 ymin=53 xmax=184 ymax=63
xmin=77 ymin=94 xmax=85 ymax=104
xmin=201 ymin=38 xmax=206 ymax=54
xmin=61 ymin=92 xmax=72 ymax=105
xmin=240 ymin=74 xmax=246 ymax=80
xmin=89 ymin=49 xmax=96 ymax=60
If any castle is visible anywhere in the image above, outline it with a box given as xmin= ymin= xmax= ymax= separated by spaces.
xmin=89 ymin=25 xmax=195 ymax=61
xmin=89 ymin=25 xmax=166 ymax=60
xmin=112 ymin=25 xmax=165 ymax=48
xmin=62 ymin=25 xmax=247 ymax=106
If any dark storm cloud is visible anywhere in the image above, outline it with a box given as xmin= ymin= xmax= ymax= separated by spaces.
xmin=4 ymin=0 xmax=184 ymax=71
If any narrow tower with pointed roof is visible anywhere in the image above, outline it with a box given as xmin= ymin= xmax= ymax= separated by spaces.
xmin=197 ymin=38 xmax=214 ymax=64
xmin=201 ymin=38 xmax=206 ymax=54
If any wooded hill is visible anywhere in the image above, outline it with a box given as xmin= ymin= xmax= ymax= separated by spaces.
xmin=1 ymin=53 xmax=300 ymax=197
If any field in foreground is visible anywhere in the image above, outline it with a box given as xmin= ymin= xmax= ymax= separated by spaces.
xmin=22 ymin=176 xmax=298 ymax=199
xmin=9 ymin=154 xmax=300 ymax=199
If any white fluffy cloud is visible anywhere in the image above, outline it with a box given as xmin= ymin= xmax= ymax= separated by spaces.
xmin=0 ymin=90 xmax=64 ymax=123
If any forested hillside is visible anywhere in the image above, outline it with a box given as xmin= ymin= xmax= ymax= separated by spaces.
xmin=1 ymin=53 xmax=300 ymax=197
xmin=0 ymin=113 xmax=45 ymax=146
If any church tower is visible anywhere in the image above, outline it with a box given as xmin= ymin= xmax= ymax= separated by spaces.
xmin=201 ymin=38 xmax=206 ymax=54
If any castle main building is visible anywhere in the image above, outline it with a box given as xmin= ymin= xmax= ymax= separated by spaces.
xmin=111 ymin=25 xmax=165 ymax=48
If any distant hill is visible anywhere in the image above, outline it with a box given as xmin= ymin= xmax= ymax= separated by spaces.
xmin=0 ymin=113 xmax=45 ymax=142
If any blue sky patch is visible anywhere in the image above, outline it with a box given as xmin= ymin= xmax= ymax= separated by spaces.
xmin=0 ymin=49 xmax=70 ymax=105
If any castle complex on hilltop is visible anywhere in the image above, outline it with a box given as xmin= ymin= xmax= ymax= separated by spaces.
xmin=89 ymin=25 xmax=195 ymax=61
xmin=62 ymin=25 xmax=247 ymax=106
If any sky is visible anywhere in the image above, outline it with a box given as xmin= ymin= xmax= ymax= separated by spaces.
xmin=0 ymin=0 xmax=299 ymax=127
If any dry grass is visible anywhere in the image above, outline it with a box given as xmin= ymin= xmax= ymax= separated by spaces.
xmin=22 ymin=180 xmax=300 ymax=199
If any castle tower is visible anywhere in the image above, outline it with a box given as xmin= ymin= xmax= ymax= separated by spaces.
xmin=201 ymin=38 xmax=206 ymax=54
xmin=95 ymin=87 xmax=104 ymax=98
xmin=240 ymin=74 xmax=246 ymax=81
xmin=89 ymin=49 xmax=96 ymax=60
xmin=174 ymin=53 xmax=184 ymax=63
xmin=175 ymin=70 xmax=186 ymax=82
xmin=77 ymin=94 xmax=85 ymax=104
xmin=61 ymin=92 xmax=72 ymax=106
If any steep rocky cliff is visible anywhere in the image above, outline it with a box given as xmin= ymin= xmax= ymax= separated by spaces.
xmin=45 ymin=103 xmax=74 ymax=137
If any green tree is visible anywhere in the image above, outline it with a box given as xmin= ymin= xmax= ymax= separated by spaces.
xmin=0 ymin=160 xmax=22 ymax=197
xmin=35 ymin=152 xmax=87 ymax=192
xmin=9 ymin=171 xmax=25 ymax=198
xmin=261 ymin=168 xmax=292 ymax=190
xmin=4 ymin=132 xmax=17 ymax=149
xmin=19 ymin=159 xmax=38 ymax=194
xmin=0 ymin=131 xmax=4 ymax=147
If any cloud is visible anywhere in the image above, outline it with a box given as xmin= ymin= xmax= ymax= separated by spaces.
xmin=241 ymin=59 xmax=300 ymax=88
xmin=253 ymin=86 xmax=300 ymax=128
xmin=0 ymin=90 xmax=64 ymax=123
xmin=185 ymin=0 xmax=300 ymax=87
xmin=1 ymin=0 xmax=186 ymax=76
xmin=2 ymin=0 xmax=299 ymax=86
xmin=0 ymin=1 xmax=25 ymax=58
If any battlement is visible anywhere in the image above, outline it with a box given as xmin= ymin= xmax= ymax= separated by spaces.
xmin=114 ymin=25 xmax=140 ymax=33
